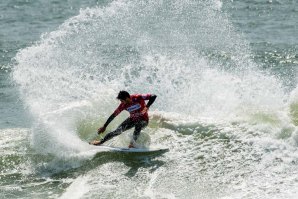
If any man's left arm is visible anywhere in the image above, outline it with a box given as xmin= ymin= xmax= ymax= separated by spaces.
xmin=141 ymin=94 xmax=156 ymax=114
xmin=146 ymin=94 xmax=157 ymax=108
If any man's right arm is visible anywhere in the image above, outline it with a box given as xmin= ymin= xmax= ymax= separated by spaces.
xmin=98 ymin=114 xmax=115 ymax=134
xmin=98 ymin=103 xmax=124 ymax=134
xmin=103 ymin=114 xmax=116 ymax=128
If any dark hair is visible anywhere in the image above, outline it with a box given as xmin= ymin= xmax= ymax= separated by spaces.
xmin=117 ymin=90 xmax=130 ymax=100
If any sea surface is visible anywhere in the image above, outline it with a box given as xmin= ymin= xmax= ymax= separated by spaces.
xmin=1 ymin=0 xmax=298 ymax=198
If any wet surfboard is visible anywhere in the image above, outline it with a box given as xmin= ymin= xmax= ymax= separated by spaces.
xmin=92 ymin=145 xmax=169 ymax=154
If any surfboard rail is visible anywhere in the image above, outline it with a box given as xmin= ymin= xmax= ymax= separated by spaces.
xmin=93 ymin=145 xmax=169 ymax=153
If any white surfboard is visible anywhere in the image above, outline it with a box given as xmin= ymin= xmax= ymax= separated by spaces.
xmin=94 ymin=145 xmax=169 ymax=153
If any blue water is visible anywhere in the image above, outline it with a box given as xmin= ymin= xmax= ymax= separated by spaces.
xmin=1 ymin=0 xmax=298 ymax=198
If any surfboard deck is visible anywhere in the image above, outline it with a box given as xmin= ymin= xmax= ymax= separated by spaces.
xmin=93 ymin=145 xmax=169 ymax=153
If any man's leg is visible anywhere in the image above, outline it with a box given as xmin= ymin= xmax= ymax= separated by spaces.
xmin=130 ymin=120 xmax=148 ymax=147
xmin=99 ymin=118 xmax=135 ymax=144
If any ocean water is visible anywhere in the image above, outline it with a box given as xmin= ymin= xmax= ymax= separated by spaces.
xmin=1 ymin=0 xmax=298 ymax=198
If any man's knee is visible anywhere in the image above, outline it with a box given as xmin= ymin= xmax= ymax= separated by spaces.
xmin=137 ymin=120 xmax=148 ymax=129
xmin=133 ymin=121 xmax=148 ymax=139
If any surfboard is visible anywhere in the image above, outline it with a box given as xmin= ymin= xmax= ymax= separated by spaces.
xmin=93 ymin=145 xmax=169 ymax=154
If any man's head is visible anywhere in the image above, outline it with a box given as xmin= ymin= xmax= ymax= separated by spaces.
xmin=117 ymin=90 xmax=131 ymax=103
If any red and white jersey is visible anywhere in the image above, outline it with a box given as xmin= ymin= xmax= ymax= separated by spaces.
xmin=113 ymin=94 xmax=152 ymax=121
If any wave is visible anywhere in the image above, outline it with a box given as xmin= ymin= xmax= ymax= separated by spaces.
xmin=9 ymin=1 xmax=298 ymax=197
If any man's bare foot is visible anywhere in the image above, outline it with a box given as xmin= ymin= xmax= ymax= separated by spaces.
xmin=89 ymin=140 xmax=102 ymax=145
xmin=128 ymin=143 xmax=135 ymax=148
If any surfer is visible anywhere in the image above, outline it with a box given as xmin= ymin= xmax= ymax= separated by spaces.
xmin=90 ymin=91 xmax=157 ymax=148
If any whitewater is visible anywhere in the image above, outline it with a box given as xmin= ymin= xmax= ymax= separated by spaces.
xmin=1 ymin=0 xmax=298 ymax=198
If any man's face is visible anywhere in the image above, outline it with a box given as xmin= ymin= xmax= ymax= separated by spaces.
xmin=120 ymin=97 xmax=131 ymax=104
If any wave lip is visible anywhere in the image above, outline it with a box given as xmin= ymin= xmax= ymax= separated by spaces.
xmin=8 ymin=1 xmax=298 ymax=198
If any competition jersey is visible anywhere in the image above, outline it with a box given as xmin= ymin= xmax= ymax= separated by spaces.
xmin=113 ymin=94 xmax=152 ymax=121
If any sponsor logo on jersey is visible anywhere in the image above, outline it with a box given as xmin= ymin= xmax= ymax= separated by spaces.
xmin=127 ymin=104 xmax=141 ymax=112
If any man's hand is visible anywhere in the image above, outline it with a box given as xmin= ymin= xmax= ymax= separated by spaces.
xmin=141 ymin=107 xmax=148 ymax=114
xmin=97 ymin=127 xmax=106 ymax=134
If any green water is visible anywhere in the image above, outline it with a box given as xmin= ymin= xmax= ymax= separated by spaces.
xmin=1 ymin=1 xmax=298 ymax=198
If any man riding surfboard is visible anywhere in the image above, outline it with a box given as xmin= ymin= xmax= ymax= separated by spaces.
xmin=90 ymin=91 xmax=157 ymax=148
